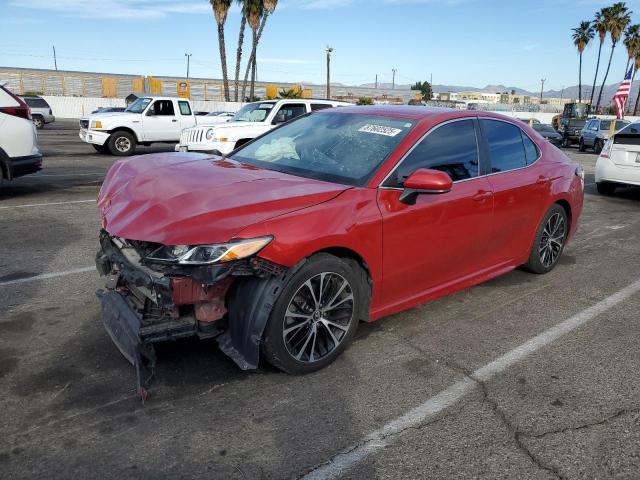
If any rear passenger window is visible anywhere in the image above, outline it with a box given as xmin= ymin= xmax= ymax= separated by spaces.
xmin=311 ymin=103 xmax=333 ymax=111
xmin=387 ymin=119 xmax=479 ymax=187
xmin=522 ymin=134 xmax=539 ymax=165
xmin=178 ymin=101 xmax=191 ymax=115
xmin=481 ymin=120 xmax=527 ymax=173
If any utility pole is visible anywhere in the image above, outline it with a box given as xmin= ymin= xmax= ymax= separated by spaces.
xmin=540 ymin=78 xmax=546 ymax=103
xmin=52 ymin=46 xmax=58 ymax=71
xmin=185 ymin=53 xmax=192 ymax=78
xmin=560 ymin=85 xmax=564 ymax=101
xmin=375 ymin=74 xmax=378 ymax=89
xmin=326 ymin=46 xmax=333 ymax=99
xmin=392 ymin=68 xmax=397 ymax=89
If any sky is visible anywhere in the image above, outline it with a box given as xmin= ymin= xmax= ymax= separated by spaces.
xmin=2 ymin=0 xmax=640 ymax=92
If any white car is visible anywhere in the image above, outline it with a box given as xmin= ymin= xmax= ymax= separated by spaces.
xmin=596 ymin=122 xmax=640 ymax=195
xmin=0 ymin=85 xmax=43 ymax=187
xmin=204 ymin=111 xmax=235 ymax=124
xmin=176 ymin=99 xmax=351 ymax=155
xmin=79 ymin=96 xmax=197 ymax=156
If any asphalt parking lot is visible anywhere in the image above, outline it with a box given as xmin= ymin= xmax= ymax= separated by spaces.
xmin=1 ymin=119 xmax=639 ymax=480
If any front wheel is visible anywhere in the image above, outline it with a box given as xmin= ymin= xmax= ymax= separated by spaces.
xmin=523 ymin=204 xmax=568 ymax=274
xmin=578 ymin=138 xmax=586 ymax=152
xmin=107 ymin=131 xmax=137 ymax=156
xmin=261 ymin=254 xmax=369 ymax=374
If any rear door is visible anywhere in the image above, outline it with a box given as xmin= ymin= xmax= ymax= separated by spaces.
xmin=480 ymin=119 xmax=550 ymax=265
xmin=177 ymin=100 xmax=196 ymax=130
xmin=379 ymin=118 xmax=495 ymax=307
xmin=142 ymin=99 xmax=181 ymax=141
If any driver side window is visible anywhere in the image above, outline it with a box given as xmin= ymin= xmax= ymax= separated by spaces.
xmin=149 ymin=100 xmax=175 ymax=116
xmin=272 ymin=104 xmax=307 ymax=124
xmin=385 ymin=119 xmax=479 ymax=188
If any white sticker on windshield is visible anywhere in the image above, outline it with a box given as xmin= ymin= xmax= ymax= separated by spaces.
xmin=258 ymin=103 xmax=274 ymax=109
xmin=358 ymin=124 xmax=403 ymax=137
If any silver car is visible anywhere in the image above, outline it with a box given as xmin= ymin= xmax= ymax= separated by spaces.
xmin=21 ymin=96 xmax=55 ymax=129
xmin=579 ymin=118 xmax=629 ymax=153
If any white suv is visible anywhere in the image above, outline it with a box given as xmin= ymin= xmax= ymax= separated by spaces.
xmin=0 ymin=85 xmax=43 ymax=188
xmin=176 ymin=99 xmax=351 ymax=155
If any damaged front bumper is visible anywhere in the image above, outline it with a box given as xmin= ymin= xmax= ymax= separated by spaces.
xmin=95 ymin=230 xmax=287 ymax=393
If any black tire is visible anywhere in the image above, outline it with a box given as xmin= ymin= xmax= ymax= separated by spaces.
xmin=32 ymin=115 xmax=44 ymax=129
xmin=261 ymin=254 xmax=369 ymax=374
xmin=596 ymin=182 xmax=616 ymax=195
xmin=107 ymin=131 xmax=137 ymax=156
xmin=578 ymin=138 xmax=586 ymax=152
xmin=594 ymin=139 xmax=604 ymax=154
xmin=561 ymin=136 xmax=571 ymax=148
xmin=523 ymin=204 xmax=568 ymax=274
xmin=92 ymin=144 xmax=108 ymax=154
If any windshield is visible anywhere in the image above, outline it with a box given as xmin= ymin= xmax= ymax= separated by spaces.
xmin=230 ymin=112 xmax=415 ymax=186
xmin=231 ymin=102 xmax=276 ymax=122
xmin=533 ymin=125 xmax=557 ymax=134
xmin=600 ymin=120 xmax=629 ymax=131
xmin=125 ymin=97 xmax=152 ymax=114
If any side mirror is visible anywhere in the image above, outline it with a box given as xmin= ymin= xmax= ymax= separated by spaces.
xmin=399 ymin=168 xmax=453 ymax=205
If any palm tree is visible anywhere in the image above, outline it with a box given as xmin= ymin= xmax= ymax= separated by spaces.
xmin=234 ymin=0 xmax=247 ymax=102
xmin=572 ymin=21 xmax=594 ymax=103
xmin=240 ymin=0 xmax=264 ymax=101
xmin=249 ymin=0 xmax=277 ymax=99
xmin=210 ymin=0 xmax=232 ymax=101
xmin=632 ymin=52 xmax=640 ymax=114
xmin=623 ymin=24 xmax=640 ymax=73
xmin=590 ymin=9 xmax=608 ymax=107
xmin=595 ymin=2 xmax=632 ymax=112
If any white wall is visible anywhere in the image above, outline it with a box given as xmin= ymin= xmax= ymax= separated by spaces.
xmin=43 ymin=96 xmax=244 ymax=119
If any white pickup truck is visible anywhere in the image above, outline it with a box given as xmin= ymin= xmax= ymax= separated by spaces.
xmin=176 ymin=99 xmax=351 ymax=156
xmin=79 ymin=96 xmax=197 ymax=156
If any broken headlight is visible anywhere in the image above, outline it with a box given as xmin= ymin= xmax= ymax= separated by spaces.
xmin=145 ymin=236 xmax=273 ymax=265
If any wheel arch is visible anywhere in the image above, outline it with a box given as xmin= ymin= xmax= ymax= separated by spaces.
xmin=554 ymin=198 xmax=572 ymax=231
xmin=108 ymin=126 xmax=139 ymax=142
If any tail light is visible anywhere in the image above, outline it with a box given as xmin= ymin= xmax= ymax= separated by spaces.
xmin=0 ymin=86 xmax=31 ymax=120
xmin=600 ymin=139 xmax=613 ymax=158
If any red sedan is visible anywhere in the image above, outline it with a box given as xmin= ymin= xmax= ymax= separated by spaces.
xmin=96 ymin=106 xmax=584 ymax=386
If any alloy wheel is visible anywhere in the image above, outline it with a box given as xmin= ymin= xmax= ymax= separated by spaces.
xmin=282 ymin=272 xmax=354 ymax=363
xmin=539 ymin=212 xmax=566 ymax=268
xmin=115 ymin=136 xmax=131 ymax=153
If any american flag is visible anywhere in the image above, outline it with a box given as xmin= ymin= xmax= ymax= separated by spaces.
xmin=613 ymin=65 xmax=634 ymax=119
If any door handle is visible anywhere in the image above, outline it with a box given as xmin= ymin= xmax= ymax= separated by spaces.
xmin=172 ymin=119 xmax=178 ymax=123
xmin=536 ymin=175 xmax=551 ymax=185
xmin=472 ymin=190 xmax=492 ymax=202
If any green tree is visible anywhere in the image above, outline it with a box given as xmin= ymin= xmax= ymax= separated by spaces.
xmin=241 ymin=1 xmax=278 ymax=101
xmin=410 ymin=81 xmax=433 ymax=100
xmin=590 ymin=9 xmax=608 ymax=107
xmin=572 ymin=20 xmax=595 ymax=103
xmin=210 ymin=0 xmax=232 ymax=101
xmin=356 ymin=97 xmax=374 ymax=105
xmin=623 ymin=23 xmax=640 ymax=72
xmin=278 ymin=87 xmax=303 ymax=99
xmin=595 ymin=2 xmax=632 ymax=111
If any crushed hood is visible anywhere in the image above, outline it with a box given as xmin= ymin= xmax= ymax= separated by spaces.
xmin=98 ymin=153 xmax=349 ymax=245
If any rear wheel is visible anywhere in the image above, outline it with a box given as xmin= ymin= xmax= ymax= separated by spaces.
xmin=523 ymin=204 xmax=568 ymax=274
xmin=261 ymin=254 xmax=368 ymax=374
xmin=107 ymin=131 xmax=136 ymax=156
xmin=596 ymin=182 xmax=616 ymax=195
xmin=594 ymin=139 xmax=604 ymax=154
xmin=561 ymin=136 xmax=571 ymax=148
xmin=32 ymin=115 xmax=44 ymax=129
xmin=578 ymin=138 xmax=586 ymax=152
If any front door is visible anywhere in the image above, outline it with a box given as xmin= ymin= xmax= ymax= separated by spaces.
xmin=142 ymin=100 xmax=181 ymax=141
xmin=379 ymin=118 xmax=495 ymax=309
